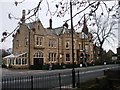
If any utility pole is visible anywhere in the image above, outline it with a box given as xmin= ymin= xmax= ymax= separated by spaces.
xmin=70 ymin=1 xmax=75 ymax=88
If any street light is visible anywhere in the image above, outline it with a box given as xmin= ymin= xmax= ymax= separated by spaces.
xmin=28 ymin=27 xmax=31 ymax=69
xmin=70 ymin=1 xmax=75 ymax=88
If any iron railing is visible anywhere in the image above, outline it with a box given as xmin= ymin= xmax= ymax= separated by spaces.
xmin=2 ymin=69 xmax=106 ymax=90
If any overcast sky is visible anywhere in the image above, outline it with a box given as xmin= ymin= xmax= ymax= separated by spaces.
xmin=0 ymin=0 xmax=119 ymax=53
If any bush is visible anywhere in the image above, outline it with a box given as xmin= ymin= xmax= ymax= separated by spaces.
xmin=8 ymin=64 xmax=12 ymax=68
xmin=42 ymin=64 xmax=49 ymax=70
xmin=116 ymin=60 xmax=120 ymax=64
xmin=30 ymin=65 xmax=42 ymax=70
xmin=62 ymin=64 xmax=79 ymax=68
xmin=2 ymin=64 xmax=7 ymax=68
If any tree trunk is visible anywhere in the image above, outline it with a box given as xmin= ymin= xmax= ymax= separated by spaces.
xmin=99 ymin=46 xmax=104 ymax=64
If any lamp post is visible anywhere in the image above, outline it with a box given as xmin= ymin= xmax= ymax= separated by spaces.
xmin=28 ymin=28 xmax=31 ymax=69
xmin=58 ymin=35 xmax=60 ymax=65
xmin=70 ymin=1 xmax=75 ymax=88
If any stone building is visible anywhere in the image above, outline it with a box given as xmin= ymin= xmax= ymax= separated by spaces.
xmin=3 ymin=10 xmax=93 ymax=69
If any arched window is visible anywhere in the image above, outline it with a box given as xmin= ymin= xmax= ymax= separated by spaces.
xmin=34 ymin=51 xmax=43 ymax=58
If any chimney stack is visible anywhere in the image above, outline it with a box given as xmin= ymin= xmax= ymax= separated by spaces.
xmin=21 ymin=10 xmax=26 ymax=23
xmin=49 ymin=18 xmax=52 ymax=29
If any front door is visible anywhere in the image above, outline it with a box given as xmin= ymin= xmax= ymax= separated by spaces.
xmin=34 ymin=58 xmax=43 ymax=66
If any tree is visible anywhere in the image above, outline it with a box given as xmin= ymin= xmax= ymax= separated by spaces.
xmin=1 ymin=0 xmax=119 ymax=41
xmin=0 ymin=49 xmax=10 ymax=58
xmin=89 ymin=1 xmax=118 ymax=62
xmin=91 ymin=13 xmax=117 ymax=62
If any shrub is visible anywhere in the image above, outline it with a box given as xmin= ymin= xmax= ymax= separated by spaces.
xmin=42 ymin=64 xmax=49 ymax=70
xmin=30 ymin=65 xmax=42 ymax=70
xmin=2 ymin=64 xmax=7 ymax=68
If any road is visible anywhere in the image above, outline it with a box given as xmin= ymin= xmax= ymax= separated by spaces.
xmin=2 ymin=64 xmax=119 ymax=77
xmin=2 ymin=64 xmax=120 ymax=89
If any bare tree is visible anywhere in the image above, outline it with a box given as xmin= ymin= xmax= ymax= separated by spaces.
xmin=90 ymin=10 xmax=117 ymax=62
xmin=1 ymin=0 xmax=119 ymax=42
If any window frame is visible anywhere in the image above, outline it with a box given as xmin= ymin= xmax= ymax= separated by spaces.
xmin=66 ymin=53 xmax=70 ymax=61
xmin=65 ymin=40 xmax=70 ymax=49
xmin=39 ymin=37 xmax=43 ymax=46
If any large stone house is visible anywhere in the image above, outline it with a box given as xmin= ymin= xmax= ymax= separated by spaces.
xmin=2 ymin=10 xmax=94 ymax=69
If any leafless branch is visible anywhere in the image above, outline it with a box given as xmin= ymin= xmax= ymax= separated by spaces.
xmin=25 ymin=0 xmax=43 ymax=20
xmin=1 ymin=25 xmax=19 ymax=42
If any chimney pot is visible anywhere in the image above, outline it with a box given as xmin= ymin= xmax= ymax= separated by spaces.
xmin=49 ymin=19 xmax=52 ymax=29
xmin=21 ymin=10 xmax=26 ymax=23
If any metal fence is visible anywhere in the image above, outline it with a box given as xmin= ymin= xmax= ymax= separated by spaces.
xmin=2 ymin=72 xmax=72 ymax=90
xmin=2 ymin=69 xmax=105 ymax=90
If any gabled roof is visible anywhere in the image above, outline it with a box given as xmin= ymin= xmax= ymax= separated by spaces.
xmin=45 ymin=28 xmax=57 ymax=36
xmin=45 ymin=26 xmax=71 ymax=36
xmin=18 ymin=20 xmax=76 ymax=37
xmin=26 ymin=22 xmax=34 ymax=29
xmin=107 ymin=50 xmax=115 ymax=55
xmin=53 ymin=27 xmax=64 ymax=35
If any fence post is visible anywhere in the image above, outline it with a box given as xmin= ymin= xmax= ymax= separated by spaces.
xmin=59 ymin=73 xmax=61 ymax=90
xmin=104 ymin=70 xmax=106 ymax=76
xmin=31 ymin=76 xmax=33 ymax=90
xmin=77 ymin=71 xmax=80 ymax=88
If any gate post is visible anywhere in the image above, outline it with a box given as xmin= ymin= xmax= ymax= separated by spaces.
xmin=31 ymin=76 xmax=33 ymax=90
xmin=77 ymin=71 xmax=80 ymax=88
xmin=59 ymin=73 xmax=61 ymax=90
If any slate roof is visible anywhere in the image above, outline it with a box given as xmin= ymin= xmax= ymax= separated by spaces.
xmin=26 ymin=22 xmax=34 ymax=29
xmin=46 ymin=27 xmax=64 ymax=35
xmin=24 ymin=20 xmax=73 ymax=36
xmin=25 ymin=21 xmax=64 ymax=36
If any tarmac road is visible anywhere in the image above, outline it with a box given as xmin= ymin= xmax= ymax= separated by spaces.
xmin=1 ymin=64 xmax=120 ymax=89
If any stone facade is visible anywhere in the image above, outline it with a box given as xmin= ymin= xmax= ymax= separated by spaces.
xmin=3 ymin=11 xmax=94 ymax=69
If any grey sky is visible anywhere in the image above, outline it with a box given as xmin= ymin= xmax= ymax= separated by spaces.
xmin=0 ymin=0 xmax=118 ymax=53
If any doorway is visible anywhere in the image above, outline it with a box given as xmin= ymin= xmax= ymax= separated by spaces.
xmin=34 ymin=58 xmax=43 ymax=66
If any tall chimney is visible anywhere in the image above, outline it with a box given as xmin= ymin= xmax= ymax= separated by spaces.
xmin=21 ymin=10 xmax=26 ymax=23
xmin=49 ymin=18 xmax=52 ymax=29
